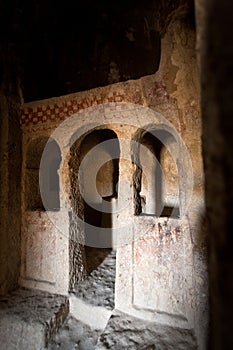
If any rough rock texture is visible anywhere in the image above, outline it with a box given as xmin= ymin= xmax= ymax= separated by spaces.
xmin=47 ymin=250 xmax=116 ymax=349
xmin=1 ymin=1 xmax=194 ymax=102
xmin=0 ymin=288 xmax=69 ymax=349
xmin=196 ymin=0 xmax=233 ymax=348
xmin=48 ymin=311 xmax=198 ymax=350
xmin=69 ymin=211 xmax=86 ymax=291
xmin=19 ymin=211 xmax=70 ymax=295
xmin=133 ymin=218 xmax=192 ymax=318
xmin=154 ymin=17 xmax=208 ymax=349
xmin=96 ymin=311 xmax=197 ymax=350
xmin=48 ymin=316 xmax=101 ymax=350
xmin=74 ymin=249 xmax=116 ymax=310
xmin=0 ymin=45 xmax=22 ymax=295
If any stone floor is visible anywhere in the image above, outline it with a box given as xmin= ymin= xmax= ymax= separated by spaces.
xmin=48 ymin=316 xmax=101 ymax=350
xmin=48 ymin=248 xmax=116 ymax=349
xmin=74 ymin=248 xmax=116 ymax=310
xmin=0 ymin=288 xmax=69 ymax=350
xmin=96 ymin=311 xmax=198 ymax=350
xmin=0 ymin=249 xmax=198 ymax=349
xmin=47 ymin=248 xmax=197 ymax=350
xmin=48 ymin=311 xmax=198 ymax=350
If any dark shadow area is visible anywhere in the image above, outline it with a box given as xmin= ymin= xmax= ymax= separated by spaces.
xmin=84 ymin=202 xmax=102 ymax=228
xmin=160 ymin=206 xmax=180 ymax=218
xmin=138 ymin=206 xmax=180 ymax=218
xmin=25 ymin=136 xmax=49 ymax=211
xmin=85 ymin=246 xmax=112 ymax=275
xmin=9 ymin=1 xmax=162 ymax=101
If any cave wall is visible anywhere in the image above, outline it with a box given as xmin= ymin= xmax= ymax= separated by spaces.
xmin=0 ymin=47 xmax=22 ymax=295
xmin=19 ymin=12 xmax=207 ymax=347
xmin=160 ymin=17 xmax=208 ymax=350
xmin=195 ymin=0 xmax=233 ymax=349
xmin=1 ymin=0 xmax=233 ymax=348
xmin=5 ymin=0 xmax=208 ymax=347
xmin=2 ymin=0 xmax=233 ymax=348
xmin=116 ymin=17 xmax=207 ymax=349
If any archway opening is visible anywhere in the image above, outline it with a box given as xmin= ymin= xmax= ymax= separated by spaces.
xmin=133 ymin=129 xmax=180 ymax=218
xmin=78 ymin=129 xmax=120 ymax=246
xmin=69 ymin=128 xmax=120 ymax=310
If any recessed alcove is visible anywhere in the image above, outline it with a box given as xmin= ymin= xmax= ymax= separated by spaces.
xmin=133 ymin=128 xmax=180 ymax=218
xmin=25 ymin=137 xmax=61 ymax=211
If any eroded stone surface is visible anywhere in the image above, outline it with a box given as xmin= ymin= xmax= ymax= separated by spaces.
xmin=74 ymin=249 xmax=116 ymax=310
xmin=0 ymin=76 xmax=22 ymax=296
xmin=133 ymin=218 xmax=192 ymax=320
xmin=47 ymin=311 xmax=198 ymax=350
xmin=20 ymin=211 xmax=70 ymax=295
xmin=0 ymin=288 xmax=69 ymax=349
xmin=48 ymin=316 xmax=101 ymax=350
xmin=96 ymin=311 xmax=197 ymax=350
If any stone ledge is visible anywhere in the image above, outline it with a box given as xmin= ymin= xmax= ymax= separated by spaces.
xmin=0 ymin=288 xmax=69 ymax=350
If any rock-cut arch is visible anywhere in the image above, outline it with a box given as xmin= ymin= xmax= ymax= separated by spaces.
xmin=132 ymin=127 xmax=180 ymax=218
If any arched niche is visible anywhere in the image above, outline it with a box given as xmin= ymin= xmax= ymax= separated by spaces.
xmin=70 ymin=128 xmax=120 ymax=238
xmin=133 ymin=128 xmax=180 ymax=218
xmin=25 ymin=137 xmax=61 ymax=211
